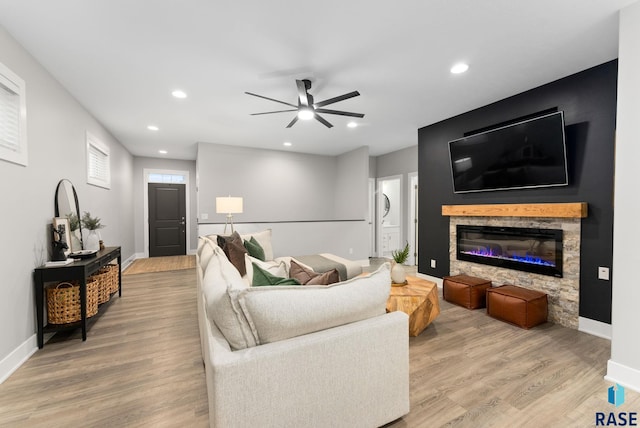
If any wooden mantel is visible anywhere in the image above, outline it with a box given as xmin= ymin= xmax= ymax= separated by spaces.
xmin=441 ymin=202 xmax=587 ymax=218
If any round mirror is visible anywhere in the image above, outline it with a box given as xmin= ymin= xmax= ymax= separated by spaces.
xmin=383 ymin=194 xmax=390 ymax=217
xmin=55 ymin=179 xmax=83 ymax=251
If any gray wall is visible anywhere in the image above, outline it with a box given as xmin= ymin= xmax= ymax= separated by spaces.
xmin=335 ymin=146 xmax=369 ymax=220
xmin=374 ymin=145 xmax=418 ymax=251
xmin=132 ymin=157 xmax=197 ymax=254
xmin=0 ymin=25 xmax=134 ymax=379
xmin=196 ymin=142 xmax=370 ymax=260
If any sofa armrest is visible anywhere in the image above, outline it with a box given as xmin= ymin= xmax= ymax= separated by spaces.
xmin=204 ymin=311 xmax=409 ymax=428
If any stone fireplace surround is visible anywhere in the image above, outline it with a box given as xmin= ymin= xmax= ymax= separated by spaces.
xmin=442 ymin=203 xmax=587 ymax=329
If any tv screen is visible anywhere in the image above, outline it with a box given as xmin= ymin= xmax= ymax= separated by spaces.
xmin=448 ymin=111 xmax=568 ymax=193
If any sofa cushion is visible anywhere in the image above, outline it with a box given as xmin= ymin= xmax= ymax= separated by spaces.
xmin=240 ymin=229 xmax=274 ymax=261
xmin=243 ymin=236 xmax=265 ymax=261
xmin=231 ymin=263 xmax=391 ymax=346
xmin=198 ymin=237 xmax=216 ymax=273
xmin=217 ymin=231 xmax=248 ymax=276
xmin=202 ymin=244 xmax=256 ymax=350
xmin=252 ymin=263 xmax=301 ymax=286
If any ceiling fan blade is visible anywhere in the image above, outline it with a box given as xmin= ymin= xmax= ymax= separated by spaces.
xmin=314 ymin=91 xmax=360 ymax=108
xmin=245 ymin=92 xmax=297 ymax=108
xmin=286 ymin=116 xmax=299 ymax=128
xmin=314 ymin=113 xmax=333 ymax=128
xmin=250 ymin=109 xmax=298 ymax=116
xmin=315 ymin=108 xmax=365 ymax=118
xmin=295 ymin=80 xmax=309 ymax=107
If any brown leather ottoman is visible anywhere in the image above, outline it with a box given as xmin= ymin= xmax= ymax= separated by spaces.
xmin=442 ymin=274 xmax=492 ymax=309
xmin=486 ymin=285 xmax=548 ymax=329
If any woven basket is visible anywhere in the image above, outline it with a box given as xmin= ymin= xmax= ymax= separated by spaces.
xmin=93 ymin=267 xmax=114 ymax=304
xmin=47 ymin=279 xmax=99 ymax=324
xmin=105 ymin=264 xmax=119 ymax=294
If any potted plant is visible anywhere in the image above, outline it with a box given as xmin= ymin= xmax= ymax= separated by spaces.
xmin=81 ymin=211 xmax=104 ymax=251
xmin=66 ymin=212 xmax=82 ymax=252
xmin=391 ymin=242 xmax=410 ymax=285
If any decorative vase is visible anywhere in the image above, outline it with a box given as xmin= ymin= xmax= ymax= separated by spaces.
xmin=70 ymin=230 xmax=82 ymax=252
xmin=391 ymin=262 xmax=407 ymax=285
xmin=85 ymin=230 xmax=100 ymax=251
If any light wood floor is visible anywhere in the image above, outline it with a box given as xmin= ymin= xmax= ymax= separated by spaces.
xmin=1 ymin=267 xmax=637 ymax=427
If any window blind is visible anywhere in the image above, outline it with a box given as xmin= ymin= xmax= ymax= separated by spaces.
xmin=0 ymin=80 xmax=20 ymax=152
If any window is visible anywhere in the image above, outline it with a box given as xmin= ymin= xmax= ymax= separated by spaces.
xmin=0 ymin=62 xmax=27 ymax=166
xmin=148 ymin=173 xmax=186 ymax=184
xmin=86 ymin=132 xmax=110 ymax=189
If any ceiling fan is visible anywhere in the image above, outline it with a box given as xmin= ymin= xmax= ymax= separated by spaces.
xmin=245 ymin=79 xmax=364 ymax=128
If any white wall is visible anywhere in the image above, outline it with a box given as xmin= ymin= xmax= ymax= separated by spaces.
xmin=0 ymin=25 xmax=135 ymax=382
xmin=607 ymin=0 xmax=640 ymax=392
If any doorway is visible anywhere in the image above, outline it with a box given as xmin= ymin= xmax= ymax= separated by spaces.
xmin=143 ymin=169 xmax=190 ymax=258
xmin=376 ymin=175 xmax=402 ymax=258
xmin=148 ymin=183 xmax=186 ymax=257
xmin=408 ymin=172 xmax=418 ymax=266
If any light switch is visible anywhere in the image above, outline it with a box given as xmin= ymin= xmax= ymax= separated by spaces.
xmin=598 ymin=266 xmax=610 ymax=281
xmin=430 ymin=259 xmax=436 ymax=269
xmin=201 ymin=213 xmax=208 ymax=220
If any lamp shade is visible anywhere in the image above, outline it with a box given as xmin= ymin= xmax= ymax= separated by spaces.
xmin=216 ymin=196 xmax=243 ymax=214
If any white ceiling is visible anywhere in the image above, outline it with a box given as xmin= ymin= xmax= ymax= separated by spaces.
xmin=0 ymin=0 xmax=634 ymax=159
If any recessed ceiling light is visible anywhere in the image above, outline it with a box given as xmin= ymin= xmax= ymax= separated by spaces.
xmin=147 ymin=125 xmax=159 ymax=131
xmin=158 ymin=150 xmax=168 ymax=154
xmin=347 ymin=122 xmax=358 ymax=128
xmin=171 ymin=89 xmax=187 ymax=99
xmin=450 ymin=63 xmax=469 ymax=74
xmin=283 ymin=142 xmax=292 ymax=147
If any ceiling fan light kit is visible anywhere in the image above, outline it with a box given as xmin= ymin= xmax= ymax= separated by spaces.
xmin=246 ymin=79 xmax=364 ymax=128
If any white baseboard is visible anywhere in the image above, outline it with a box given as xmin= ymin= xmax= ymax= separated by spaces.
xmin=606 ymin=360 xmax=640 ymax=393
xmin=0 ymin=334 xmax=38 ymax=384
xmin=578 ymin=317 xmax=612 ymax=339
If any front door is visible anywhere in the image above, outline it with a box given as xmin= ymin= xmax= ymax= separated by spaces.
xmin=148 ymin=183 xmax=186 ymax=257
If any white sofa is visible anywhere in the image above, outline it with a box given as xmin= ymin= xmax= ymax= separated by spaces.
xmin=196 ymin=235 xmax=410 ymax=428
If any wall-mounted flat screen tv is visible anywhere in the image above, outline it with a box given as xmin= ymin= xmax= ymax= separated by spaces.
xmin=448 ymin=111 xmax=568 ymax=193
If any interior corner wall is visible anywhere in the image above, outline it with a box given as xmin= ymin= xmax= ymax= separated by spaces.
xmin=196 ymin=142 xmax=370 ymax=259
xmin=418 ymin=60 xmax=617 ymax=324
xmin=0 ymin=24 xmax=134 ymax=380
xmin=608 ymin=1 xmax=640 ymax=392
xmin=375 ymin=145 xmax=418 ymax=249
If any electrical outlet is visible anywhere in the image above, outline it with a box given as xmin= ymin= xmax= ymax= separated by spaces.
xmin=349 ymin=248 xmax=353 ymax=255
xmin=201 ymin=213 xmax=208 ymax=220
xmin=598 ymin=266 xmax=610 ymax=281
xmin=430 ymin=259 xmax=436 ymax=269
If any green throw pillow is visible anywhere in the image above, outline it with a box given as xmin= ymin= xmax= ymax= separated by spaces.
xmin=244 ymin=236 xmax=266 ymax=261
xmin=252 ymin=262 xmax=300 ymax=286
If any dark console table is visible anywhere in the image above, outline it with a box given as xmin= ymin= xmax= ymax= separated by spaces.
xmin=34 ymin=246 xmax=122 ymax=349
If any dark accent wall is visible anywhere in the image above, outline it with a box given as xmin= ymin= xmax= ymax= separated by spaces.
xmin=418 ymin=60 xmax=617 ymax=324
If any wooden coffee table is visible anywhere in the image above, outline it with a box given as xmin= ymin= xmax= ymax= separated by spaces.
xmin=386 ymin=276 xmax=440 ymax=336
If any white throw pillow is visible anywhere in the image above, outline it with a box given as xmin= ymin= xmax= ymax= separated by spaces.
xmin=242 ymin=254 xmax=288 ymax=286
xmin=202 ymin=245 xmax=256 ymax=350
xmin=231 ymin=263 xmax=391 ymax=347
xmin=240 ymin=229 xmax=274 ymax=261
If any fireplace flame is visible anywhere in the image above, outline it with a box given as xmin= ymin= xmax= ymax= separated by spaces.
xmin=462 ymin=247 xmax=556 ymax=267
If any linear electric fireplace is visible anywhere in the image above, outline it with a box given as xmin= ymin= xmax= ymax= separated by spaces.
xmin=456 ymin=225 xmax=563 ymax=277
